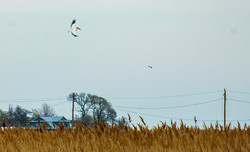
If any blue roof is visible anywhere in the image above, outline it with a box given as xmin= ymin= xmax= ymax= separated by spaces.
xmin=41 ymin=116 xmax=66 ymax=122
xmin=31 ymin=116 xmax=70 ymax=123
xmin=24 ymin=116 xmax=72 ymax=129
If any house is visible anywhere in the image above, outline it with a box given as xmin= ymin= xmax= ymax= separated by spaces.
xmin=24 ymin=116 xmax=72 ymax=130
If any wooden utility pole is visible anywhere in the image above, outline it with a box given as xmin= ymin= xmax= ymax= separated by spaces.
xmin=72 ymin=93 xmax=75 ymax=127
xmin=224 ymin=89 xmax=226 ymax=129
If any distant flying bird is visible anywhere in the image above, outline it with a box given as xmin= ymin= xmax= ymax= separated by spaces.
xmin=148 ymin=66 xmax=153 ymax=69
xmin=68 ymin=19 xmax=81 ymax=37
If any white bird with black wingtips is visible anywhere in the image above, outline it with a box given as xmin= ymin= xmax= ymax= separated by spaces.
xmin=68 ymin=19 xmax=81 ymax=37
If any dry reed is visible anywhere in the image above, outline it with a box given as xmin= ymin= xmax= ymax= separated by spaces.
xmin=0 ymin=117 xmax=249 ymax=152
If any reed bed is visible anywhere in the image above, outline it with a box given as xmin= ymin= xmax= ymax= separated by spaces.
xmin=0 ymin=118 xmax=249 ymax=152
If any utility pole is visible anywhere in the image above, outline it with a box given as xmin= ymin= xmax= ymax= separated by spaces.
xmin=72 ymin=93 xmax=75 ymax=127
xmin=224 ymin=89 xmax=226 ymax=129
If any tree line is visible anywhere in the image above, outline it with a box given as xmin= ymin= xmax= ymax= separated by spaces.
xmin=0 ymin=92 xmax=126 ymax=127
xmin=0 ymin=103 xmax=56 ymax=127
xmin=68 ymin=93 xmax=125 ymax=126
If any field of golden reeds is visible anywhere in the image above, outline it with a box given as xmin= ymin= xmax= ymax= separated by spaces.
xmin=0 ymin=118 xmax=249 ymax=152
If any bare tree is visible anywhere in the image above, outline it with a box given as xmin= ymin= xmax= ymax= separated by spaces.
xmin=39 ymin=103 xmax=56 ymax=117
xmin=68 ymin=93 xmax=95 ymax=121
xmin=92 ymin=97 xmax=117 ymax=125
xmin=30 ymin=109 xmax=40 ymax=120
xmin=14 ymin=105 xmax=30 ymax=126
xmin=0 ymin=108 xmax=7 ymax=127
xmin=106 ymin=107 xmax=117 ymax=124
xmin=116 ymin=117 xmax=129 ymax=129
xmin=6 ymin=105 xmax=15 ymax=126
xmin=6 ymin=105 xmax=30 ymax=127
xmin=68 ymin=93 xmax=117 ymax=126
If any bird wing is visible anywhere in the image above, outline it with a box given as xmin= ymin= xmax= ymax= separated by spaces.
xmin=71 ymin=30 xmax=78 ymax=37
xmin=71 ymin=19 xmax=76 ymax=27
xmin=70 ymin=19 xmax=79 ymax=37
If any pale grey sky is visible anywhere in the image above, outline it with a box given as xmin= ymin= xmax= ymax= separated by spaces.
xmin=0 ymin=0 xmax=250 ymax=127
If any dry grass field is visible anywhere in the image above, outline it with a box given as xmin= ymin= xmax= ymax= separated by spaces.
xmin=0 ymin=118 xmax=249 ymax=152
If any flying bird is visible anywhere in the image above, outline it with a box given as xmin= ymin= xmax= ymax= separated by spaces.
xmin=148 ymin=66 xmax=153 ymax=69
xmin=68 ymin=19 xmax=81 ymax=37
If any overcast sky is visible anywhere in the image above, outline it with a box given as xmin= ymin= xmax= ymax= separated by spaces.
xmin=0 ymin=0 xmax=250 ymax=127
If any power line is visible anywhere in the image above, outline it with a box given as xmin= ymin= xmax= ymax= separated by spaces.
xmin=116 ymin=108 xmax=250 ymax=122
xmin=52 ymin=101 xmax=69 ymax=107
xmin=116 ymin=108 xmax=224 ymax=122
xmin=113 ymin=98 xmax=222 ymax=110
xmin=106 ymin=90 xmax=222 ymax=100
xmin=0 ymin=90 xmax=222 ymax=103
xmin=0 ymin=97 xmax=66 ymax=103
xmin=116 ymin=108 xmax=194 ymax=121
xmin=227 ymin=90 xmax=250 ymax=95
xmin=228 ymin=98 xmax=250 ymax=104
xmin=227 ymin=119 xmax=250 ymax=122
